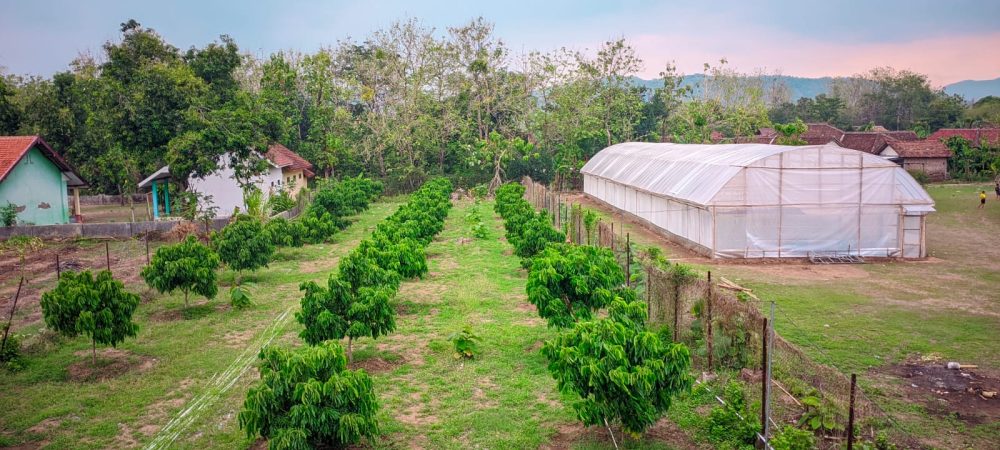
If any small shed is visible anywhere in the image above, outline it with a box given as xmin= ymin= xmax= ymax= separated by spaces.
xmin=0 ymin=136 xmax=88 ymax=225
xmin=581 ymin=142 xmax=934 ymax=259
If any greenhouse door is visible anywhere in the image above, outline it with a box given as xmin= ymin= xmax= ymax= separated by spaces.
xmin=901 ymin=214 xmax=924 ymax=258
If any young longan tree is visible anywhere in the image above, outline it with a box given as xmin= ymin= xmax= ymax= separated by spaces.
xmin=297 ymin=248 xmax=400 ymax=362
xmin=297 ymin=275 xmax=398 ymax=363
xmin=541 ymin=296 xmax=694 ymax=437
xmin=141 ymin=235 xmax=220 ymax=308
xmin=238 ymin=341 xmax=380 ymax=449
xmin=526 ymin=244 xmax=625 ymax=327
xmin=40 ymin=270 xmax=141 ymax=364
xmin=214 ymin=215 xmax=275 ymax=284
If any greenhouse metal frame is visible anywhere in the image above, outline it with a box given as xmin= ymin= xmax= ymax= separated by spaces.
xmin=581 ymin=142 xmax=935 ymax=259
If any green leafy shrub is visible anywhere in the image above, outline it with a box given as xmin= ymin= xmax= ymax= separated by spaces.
xmin=471 ymin=222 xmax=489 ymax=239
xmin=0 ymin=203 xmax=17 ymax=227
xmin=448 ymin=326 xmax=481 ymax=359
xmin=297 ymin=275 xmax=397 ymax=362
xmin=770 ymin=425 xmax=816 ymax=450
xmin=526 ymin=244 xmax=625 ymax=328
xmin=308 ymin=175 xmax=383 ymax=218
xmin=268 ymin=189 xmax=296 ymax=213
xmin=470 ymin=184 xmax=488 ymax=199
xmin=798 ymin=394 xmax=845 ymax=433
xmin=706 ymin=381 xmax=761 ymax=449
xmin=295 ymin=178 xmax=452 ymax=364
xmin=299 ymin=212 xmax=345 ymax=244
xmin=238 ymin=342 xmax=380 ymax=449
xmin=214 ymin=215 xmax=275 ymax=282
xmin=494 ymin=182 xmax=564 ymax=266
xmin=511 ymin=212 xmax=564 ymax=266
xmin=541 ymin=297 xmax=693 ymax=435
xmin=40 ymin=270 xmax=140 ymax=364
xmin=265 ymin=217 xmax=308 ymax=247
xmin=0 ymin=325 xmax=21 ymax=367
xmin=141 ymin=235 xmax=220 ymax=308
xmin=230 ymin=286 xmax=252 ymax=309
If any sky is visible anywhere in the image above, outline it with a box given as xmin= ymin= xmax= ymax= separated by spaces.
xmin=2 ymin=0 xmax=999 ymax=86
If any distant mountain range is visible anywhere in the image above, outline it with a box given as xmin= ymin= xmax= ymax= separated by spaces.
xmin=630 ymin=75 xmax=1000 ymax=102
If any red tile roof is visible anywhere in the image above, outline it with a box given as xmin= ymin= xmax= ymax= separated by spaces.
xmin=802 ymin=123 xmax=845 ymax=144
xmin=927 ymin=128 xmax=1000 ymax=146
xmin=0 ymin=136 xmax=87 ymax=186
xmin=884 ymin=137 xmax=952 ymax=158
xmin=840 ymin=133 xmax=884 ymax=153
xmin=745 ymin=123 xmax=951 ymax=160
xmin=265 ymin=143 xmax=315 ymax=178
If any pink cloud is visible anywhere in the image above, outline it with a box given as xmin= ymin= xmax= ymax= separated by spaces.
xmin=629 ymin=30 xmax=1000 ymax=86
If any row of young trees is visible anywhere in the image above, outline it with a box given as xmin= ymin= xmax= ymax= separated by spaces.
xmin=27 ymin=176 xmax=384 ymax=370
xmin=494 ymin=183 xmax=694 ymax=438
xmin=238 ymin=178 xmax=453 ymax=449
xmin=3 ymin=18 xmax=989 ymax=198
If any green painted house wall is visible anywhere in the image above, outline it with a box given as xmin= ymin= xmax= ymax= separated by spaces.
xmin=0 ymin=146 xmax=70 ymax=225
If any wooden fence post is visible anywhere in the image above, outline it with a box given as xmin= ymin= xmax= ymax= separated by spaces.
xmin=673 ymin=279 xmax=680 ymax=342
xmin=847 ymin=374 xmax=857 ymax=450
xmin=760 ymin=317 xmax=770 ymax=445
xmin=707 ymin=271 xmax=714 ymax=371
xmin=145 ymin=236 xmax=151 ymax=265
xmin=611 ymin=224 xmax=615 ymax=255
xmin=105 ymin=242 xmax=111 ymax=272
xmin=55 ymin=254 xmax=61 ymax=279
xmin=1 ymin=276 xmax=25 ymax=355
xmin=625 ymin=233 xmax=631 ymax=287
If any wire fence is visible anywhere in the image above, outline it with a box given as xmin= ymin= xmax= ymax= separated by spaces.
xmin=0 ymin=235 xmax=173 ymax=343
xmin=522 ymin=176 xmax=905 ymax=448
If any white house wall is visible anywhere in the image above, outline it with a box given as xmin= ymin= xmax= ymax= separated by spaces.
xmin=188 ymin=155 xmax=284 ymax=217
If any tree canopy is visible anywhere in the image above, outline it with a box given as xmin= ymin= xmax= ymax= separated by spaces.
xmin=1 ymin=18 xmax=990 ymax=194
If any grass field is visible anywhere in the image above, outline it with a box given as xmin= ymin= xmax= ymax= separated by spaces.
xmin=2 ymin=184 xmax=997 ymax=449
xmin=1 ymin=197 xmax=698 ymax=449
xmin=570 ymin=183 xmax=1000 ymax=449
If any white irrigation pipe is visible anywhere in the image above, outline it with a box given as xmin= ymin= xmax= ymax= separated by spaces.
xmin=144 ymin=306 xmax=294 ymax=450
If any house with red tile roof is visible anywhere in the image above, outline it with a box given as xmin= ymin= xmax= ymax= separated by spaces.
xmin=927 ymin=128 xmax=1000 ymax=147
xmin=138 ymin=143 xmax=314 ymax=219
xmin=745 ymin=123 xmax=952 ymax=181
xmin=0 ymin=136 xmax=88 ymax=225
xmin=265 ymin=143 xmax=315 ymax=197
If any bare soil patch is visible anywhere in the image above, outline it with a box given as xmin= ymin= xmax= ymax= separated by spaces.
xmin=67 ymin=348 xmax=157 ymax=382
xmin=223 ymin=329 xmax=257 ymax=348
xmin=351 ymin=356 xmax=401 ymax=374
xmin=541 ymin=418 xmax=706 ymax=449
xmin=881 ymin=361 xmax=1000 ymax=424
xmin=25 ymin=417 xmax=61 ymax=435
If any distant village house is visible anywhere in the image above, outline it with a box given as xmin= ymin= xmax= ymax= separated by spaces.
xmin=138 ymin=143 xmax=314 ymax=219
xmin=0 ymin=136 xmax=88 ymax=225
xmin=740 ymin=123 xmax=953 ymax=181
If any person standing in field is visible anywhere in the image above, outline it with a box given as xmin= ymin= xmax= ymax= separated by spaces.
xmin=980 ymin=190 xmax=988 ymax=209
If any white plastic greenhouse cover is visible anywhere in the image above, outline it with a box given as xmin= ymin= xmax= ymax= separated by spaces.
xmin=581 ymin=142 xmax=935 ymax=258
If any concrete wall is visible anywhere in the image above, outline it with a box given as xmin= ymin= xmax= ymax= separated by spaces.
xmin=0 ymin=218 xmax=230 ymax=240
xmin=903 ymin=158 xmax=948 ymax=181
xmin=0 ymin=147 xmax=70 ymax=225
xmin=80 ymin=194 xmax=148 ymax=205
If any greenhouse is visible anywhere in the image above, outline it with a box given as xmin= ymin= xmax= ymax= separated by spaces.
xmin=581 ymin=142 xmax=934 ymax=259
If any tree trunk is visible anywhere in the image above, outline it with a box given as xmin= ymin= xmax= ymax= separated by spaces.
xmin=92 ymin=339 xmax=97 ymax=366
xmin=347 ymin=337 xmax=353 ymax=364
xmin=184 ymin=290 xmax=189 ymax=308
